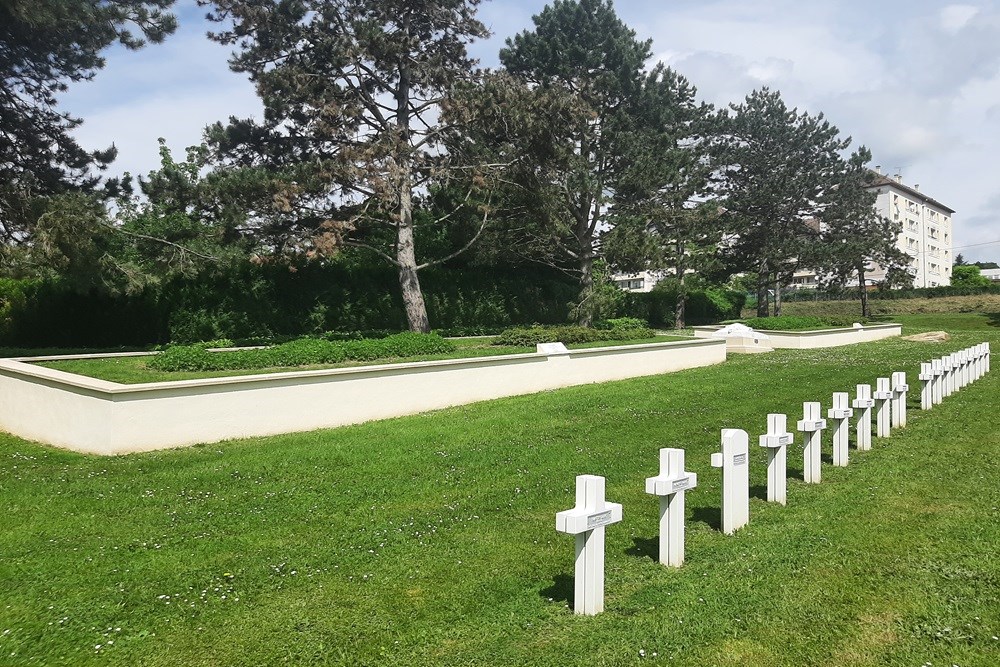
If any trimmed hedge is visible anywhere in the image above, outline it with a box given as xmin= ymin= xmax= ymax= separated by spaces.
xmin=620 ymin=286 xmax=746 ymax=328
xmin=147 ymin=333 xmax=455 ymax=372
xmin=492 ymin=325 xmax=655 ymax=347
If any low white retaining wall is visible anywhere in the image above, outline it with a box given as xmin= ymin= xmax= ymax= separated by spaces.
xmin=0 ymin=338 xmax=726 ymax=455
xmin=692 ymin=323 xmax=901 ymax=349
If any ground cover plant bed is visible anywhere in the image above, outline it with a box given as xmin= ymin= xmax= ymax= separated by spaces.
xmin=739 ymin=315 xmax=869 ymax=331
xmin=32 ymin=335 xmax=684 ymax=384
xmin=1 ymin=313 xmax=998 ymax=665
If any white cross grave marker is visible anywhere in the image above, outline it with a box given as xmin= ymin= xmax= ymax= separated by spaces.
xmin=828 ymin=392 xmax=853 ymax=467
xmin=759 ymin=413 xmax=793 ymax=505
xmin=943 ymin=355 xmax=955 ymax=397
xmin=645 ymin=448 xmax=698 ymax=567
xmin=874 ymin=377 xmax=893 ymax=438
xmin=853 ymin=384 xmax=875 ymax=450
xmin=931 ymin=359 xmax=944 ymax=405
xmin=555 ymin=474 xmax=622 ymax=615
xmin=919 ymin=363 xmax=934 ymax=411
xmin=955 ymin=351 xmax=966 ymax=390
xmin=891 ymin=371 xmax=908 ymax=428
xmin=961 ymin=350 xmax=970 ymax=389
xmin=975 ymin=345 xmax=983 ymax=382
xmin=710 ymin=429 xmax=750 ymax=534
xmin=797 ymin=402 xmax=827 ymax=484
xmin=987 ymin=342 xmax=991 ymax=374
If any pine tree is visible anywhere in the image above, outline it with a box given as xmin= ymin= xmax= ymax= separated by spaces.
xmin=201 ymin=0 xmax=493 ymax=332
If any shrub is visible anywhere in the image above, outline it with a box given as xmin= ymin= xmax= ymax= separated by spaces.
xmin=596 ymin=317 xmax=649 ymax=331
xmin=741 ymin=315 xmax=866 ymax=331
xmin=147 ymin=333 xmax=455 ymax=373
xmin=492 ymin=325 xmax=655 ymax=347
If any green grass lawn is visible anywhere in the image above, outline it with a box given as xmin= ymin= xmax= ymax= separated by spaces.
xmin=30 ymin=335 xmax=689 ymax=384
xmin=1 ymin=314 xmax=999 ymax=665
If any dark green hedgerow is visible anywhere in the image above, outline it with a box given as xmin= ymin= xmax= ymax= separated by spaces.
xmin=147 ymin=333 xmax=455 ymax=372
xmin=492 ymin=325 xmax=655 ymax=347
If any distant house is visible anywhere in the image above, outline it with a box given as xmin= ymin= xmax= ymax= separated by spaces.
xmin=612 ymin=270 xmax=668 ymax=293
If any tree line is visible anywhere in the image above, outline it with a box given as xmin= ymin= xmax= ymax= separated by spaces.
xmin=1 ymin=0 xmax=910 ymax=333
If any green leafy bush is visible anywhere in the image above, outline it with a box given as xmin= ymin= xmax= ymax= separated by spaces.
xmin=147 ymin=333 xmax=455 ymax=372
xmin=741 ymin=316 xmax=866 ymax=331
xmin=492 ymin=325 xmax=655 ymax=347
xmin=596 ymin=317 xmax=649 ymax=331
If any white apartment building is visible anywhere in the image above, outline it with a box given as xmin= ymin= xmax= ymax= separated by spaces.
xmin=867 ymin=171 xmax=955 ymax=288
xmin=612 ymin=269 xmax=668 ymax=292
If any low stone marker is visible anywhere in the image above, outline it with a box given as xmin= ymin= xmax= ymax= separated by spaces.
xmin=797 ymin=402 xmax=826 ymax=484
xmin=919 ymin=363 xmax=934 ymax=411
xmin=828 ymin=392 xmax=853 ymax=467
xmin=874 ymin=377 xmax=893 ymax=438
xmin=853 ymin=384 xmax=874 ymax=450
xmin=759 ymin=413 xmax=793 ymax=505
xmin=891 ymin=371 xmax=908 ymax=428
xmin=645 ymin=448 xmax=698 ymax=567
xmin=931 ymin=359 xmax=944 ymax=405
xmin=556 ymin=474 xmax=622 ymax=615
xmin=710 ymin=429 xmax=750 ymax=534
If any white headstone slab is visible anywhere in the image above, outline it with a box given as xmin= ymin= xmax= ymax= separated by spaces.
xmin=797 ymin=402 xmax=826 ymax=484
xmin=537 ymin=342 xmax=569 ymax=355
xmin=759 ymin=413 xmax=793 ymax=505
xmin=918 ymin=362 xmax=934 ymax=411
xmin=828 ymin=392 xmax=853 ymax=467
xmin=891 ymin=371 xmax=908 ymax=428
xmin=710 ymin=429 xmax=750 ymax=534
xmin=556 ymin=474 xmax=622 ymax=615
xmin=645 ymin=448 xmax=698 ymax=567
xmin=874 ymin=377 xmax=892 ymax=438
xmin=853 ymin=384 xmax=874 ymax=451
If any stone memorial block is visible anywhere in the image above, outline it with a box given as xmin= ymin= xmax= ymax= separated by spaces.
xmin=828 ymin=392 xmax=853 ymax=467
xmin=891 ymin=371 xmax=908 ymax=428
xmin=710 ymin=429 xmax=750 ymax=534
xmin=918 ymin=363 xmax=934 ymax=411
xmin=797 ymin=402 xmax=827 ymax=484
xmin=852 ymin=384 xmax=875 ymax=450
xmin=931 ymin=358 xmax=944 ymax=405
xmin=556 ymin=474 xmax=622 ymax=615
xmin=537 ymin=342 xmax=569 ymax=355
xmin=758 ymin=413 xmax=793 ymax=505
xmin=874 ymin=377 xmax=892 ymax=438
xmin=645 ymin=448 xmax=698 ymax=567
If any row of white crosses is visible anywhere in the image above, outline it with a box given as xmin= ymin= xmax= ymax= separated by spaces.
xmin=918 ymin=343 xmax=991 ymax=410
xmin=556 ymin=342 xmax=992 ymax=615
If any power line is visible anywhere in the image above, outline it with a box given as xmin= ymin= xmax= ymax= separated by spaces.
xmin=950 ymin=239 xmax=1000 ymax=250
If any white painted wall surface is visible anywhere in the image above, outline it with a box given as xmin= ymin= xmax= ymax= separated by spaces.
xmin=0 ymin=339 xmax=726 ymax=455
xmin=692 ymin=324 xmax=901 ymax=349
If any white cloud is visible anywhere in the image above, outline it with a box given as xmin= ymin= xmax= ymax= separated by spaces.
xmin=940 ymin=4 xmax=980 ymax=33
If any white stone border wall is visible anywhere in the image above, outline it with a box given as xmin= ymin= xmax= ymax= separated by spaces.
xmin=0 ymin=339 xmax=726 ymax=455
xmin=692 ymin=323 xmax=901 ymax=349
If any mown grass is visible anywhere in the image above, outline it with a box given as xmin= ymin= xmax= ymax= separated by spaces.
xmin=1 ymin=314 xmax=998 ymax=666
xmin=31 ymin=335 xmax=687 ymax=384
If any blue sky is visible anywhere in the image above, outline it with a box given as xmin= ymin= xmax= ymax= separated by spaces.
xmin=61 ymin=0 xmax=1000 ymax=261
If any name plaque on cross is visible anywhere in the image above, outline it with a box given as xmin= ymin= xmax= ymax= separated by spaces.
xmin=711 ymin=429 xmax=750 ymax=534
xmin=759 ymin=413 xmax=793 ymax=505
xmin=645 ymin=448 xmax=698 ymax=567
xmin=828 ymin=392 xmax=853 ymax=467
xmin=798 ymin=402 xmax=826 ymax=484
xmin=556 ymin=474 xmax=622 ymax=615
xmin=853 ymin=384 xmax=874 ymax=450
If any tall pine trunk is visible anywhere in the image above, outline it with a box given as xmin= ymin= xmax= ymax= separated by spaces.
xmin=756 ymin=261 xmax=770 ymax=317
xmin=577 ymin=248 xmax=595 ymax=327
xmin=773 ymin=276 xmax=783 ymax=317
xmin=858 ymin=264 xmax=869 ymax=318
xmin=674 ymin=242 xmax=686 ymax=329
xmin=395 ymin=56 xmax=431 ymax=333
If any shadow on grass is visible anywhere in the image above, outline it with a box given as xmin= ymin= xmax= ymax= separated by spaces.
xmin=690 ymin=505 xmax=721 ymax=532
xmin=986 ymin=313 xmax=1000 ymax=328
xmin=750 ymin=484 xmax=768 ymax=501
xmin=626 ymin=536 xmax=658 ymax=562
xmin=539 ymin=573 xmax=573 ymax=607
xmin=788 ymin=465 xmax=804 ymax=481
